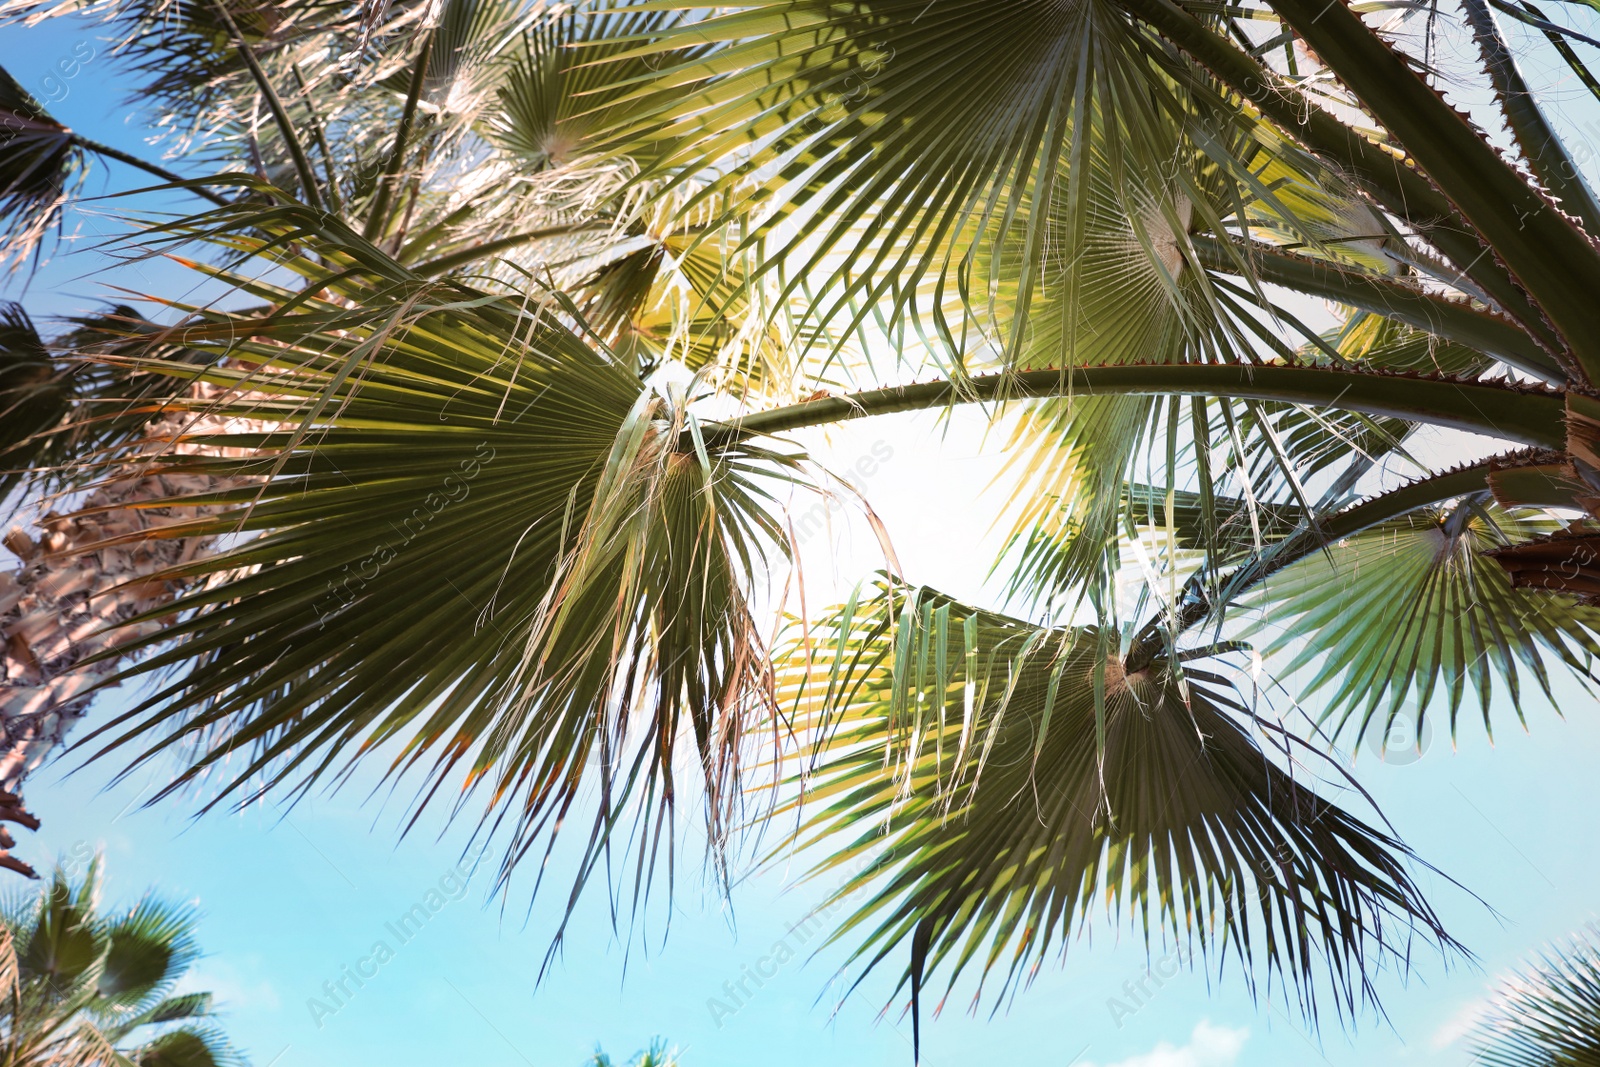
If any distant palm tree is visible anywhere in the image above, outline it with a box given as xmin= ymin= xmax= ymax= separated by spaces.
xmin=0 ymin=856 xmax=238 ymax=1066
xmin=590 ymin=1039 xmax=678 ymax=1067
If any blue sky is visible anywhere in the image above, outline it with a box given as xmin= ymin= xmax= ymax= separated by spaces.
xmin=6 ymin=12 xmax=1600 ymax=1067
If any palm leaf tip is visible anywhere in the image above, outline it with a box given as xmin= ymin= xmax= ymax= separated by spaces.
xmin=1471 ymin=924 xmax=1600 ymax=1067
xmin=0 ymin=64 xmax=82 ymax=270
xmin=132 ymin=1027 xmax=241 ymax=1067
xmin=780 ymin=583 xmax=1466 ymax=1031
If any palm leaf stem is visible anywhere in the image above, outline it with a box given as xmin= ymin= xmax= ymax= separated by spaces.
xmin=1122 ymin=0 xmax=1563 ymax=355
xmin=1266 ymin=0 xmax=1600 ymax=377
xmin=206 ymin=0 xmax=324 ymax=214
xmin=364 ymin=28 xmax=433 ymax=242
xmin=290 ymin=62 xmax=344 ymax=217
xmin=1191 ymin=235 xmax=1563 ymax=382
xmin=1515 ymin=0 xmax=1600 ymax=108
xmin=698 ymin=365 xmax=1564 ymax=449
xmin=66 ymin=137 xmax=231 ymax=208
xmin=1124 ymin=457 xmax=1510 ymax=671
xmin=1462 ymin=0 xmax=1600 ymax=235
xmin=1485 ymin=0 xmax=1600 ymax=50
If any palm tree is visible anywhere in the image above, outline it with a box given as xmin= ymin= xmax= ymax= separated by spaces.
xmin=589 ymin=1040 xmax=678 ymax=1067
xmin=5 ymin=0 xmax=1600 ymax=1052
xmin=0 ymin=306 xmax=255 ymax=878
xmin=0 ymin=856 xmax=238 ymax=1066
xmin=1471 ymin=924 xmax=1600 ymax=1067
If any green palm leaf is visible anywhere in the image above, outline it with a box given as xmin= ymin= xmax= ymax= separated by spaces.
xmin=71 ymin=199 xmax=797 ymax=920
xmin=95 ymin=896 xmax=200 ymax=1006
xmin=130 ymin=1028 xmax=237 ymax=1067
xmin=491 ymin=5 xmax=686 ymax=172
xmin=0 ymin=64 xmax=82 ymax=269
xmin=1472 ymin=924 xmax=1600 ymax=1067
xmin=776 ymin=581 xmax=1460 ymax=1047
xmin=592 ymin=0 xmax=1201 ymax=355
xmin=16 ymin=872 xmax=102 ymax=986
xmin=1247 ymin=502 xmax=1600 ymax=749
xmin=0 ymin=302 xmax=71 ymax=498
xmin=106 ymin=991 xmax=214 ymax=1037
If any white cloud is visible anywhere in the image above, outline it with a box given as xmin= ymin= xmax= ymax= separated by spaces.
xmin=1083 ymin=1020 xmax=1249 ymax=1067
xmin=1429 ymin=996 xmax=1490 ymax=1050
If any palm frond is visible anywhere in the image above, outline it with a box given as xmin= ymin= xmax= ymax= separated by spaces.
xmin=0 ymin=302 xmax=71 ymax=500
xmin=0 ymin=300 xmax=239 ymax=514
xmin=0 ymin=64 xmax=83 ymax=269
xmin=491 ymin=4 xmax=687 ymax=173
xmin=1472 ymin=923 xmax=1600 ymax=1067
xmin=590 ymin=0 xmax=1207 ymax=358
xmin=18 ymin=864 xmax=105 ymax=986
xmin=94 ymin=895 xmax=200 ymax=1007
xmin=106 ymin=991 xmax=215 ymax=1037
xmin=1247 ymin=502 xmax=1600 ymax=749
xmin=777 ymin=581 xmax=1461 ymax=1041
xmin=70 ymin=198 xmax=798 ymax=931
xmin=130 ymin=1027 xmax=240 ymax=1067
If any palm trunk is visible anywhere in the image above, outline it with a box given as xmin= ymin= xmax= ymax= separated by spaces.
xmin=0 ymin=396 xmax=247 ymax=877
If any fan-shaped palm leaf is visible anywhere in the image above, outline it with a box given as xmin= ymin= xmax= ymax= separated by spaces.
xmin=776 ymin=581 xmax=1460 ymax=1050
xmin=0 ymin=860 xmax=237 ymax=1067
xmin=1472 ymin=924 xmax=1600 ymax=1067
xmin=69 ymin=197 xmax=798 ymax=923
xmin=0 ymin=302 xmax=71 ymax=500
xmin=1247 ymin=502 xmax=1600 ymax=749
xmin=591 ymin=0 xmax=1202 ymax=353
xmin=491 ymin=4 xmax=685 ymax=173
